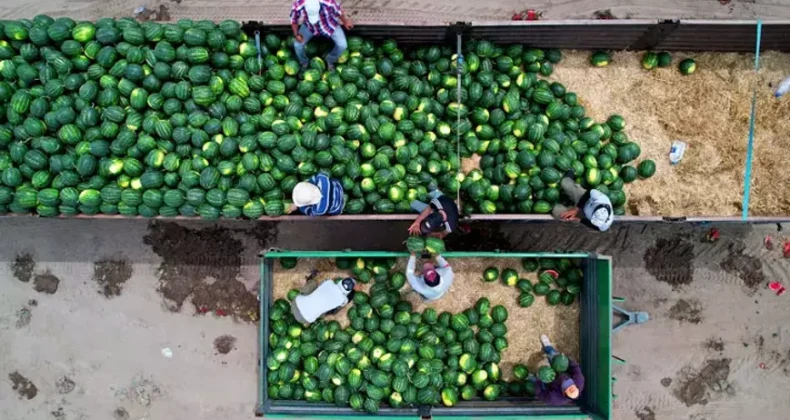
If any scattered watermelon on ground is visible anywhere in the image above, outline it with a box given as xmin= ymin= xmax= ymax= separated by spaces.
xmin=679 ymin=58 xmax=697 ymax=75
xmin=641 ymin=52 xmax=658 ymax=70
xmin=657 ymin=52 xmax=672 ymax=68
xmin=483 ymin=267 xmax=499 ymax=282
xmin=590 ymin=51 xmax=611 ymax=67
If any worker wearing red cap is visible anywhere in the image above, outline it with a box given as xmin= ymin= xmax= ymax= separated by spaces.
xmin=405 ymin=253 xmax=454 ymax=301
xmin=529 ymin=334 xmax=585 ymax=405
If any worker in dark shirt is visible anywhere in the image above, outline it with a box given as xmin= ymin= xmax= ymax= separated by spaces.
xmin=408 ymin=188 xmax=459 ymax=239
xmin=529 ymin=334 xmax=585 ymax=405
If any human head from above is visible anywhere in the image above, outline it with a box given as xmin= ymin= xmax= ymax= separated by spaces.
xmin=292 ymin=181 xmax=322 ymax=207
xmin=419 ymin=212 xmax=444 ymax=235
xmin=422 ymin=262 xmax=440 ymax=287
xmin=561 ymin=379 xmax=579 ymax=399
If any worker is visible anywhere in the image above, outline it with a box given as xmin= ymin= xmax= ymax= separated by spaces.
xmin=292 ymin=275 xmax=356 ymax=324
xmin=408 ymin=188 xmax=459 ymax=239
xmin=406 ymin=252 xmax=454 ymax=301
xmin=287 ymin=172 xmax=345 ymax=216
xmin=552 ymin=171 xmax=613 ymax=232
xmin=529 ymin=334 xmax=585 ymax=405
xmin=289 ymin=0 xmax=354 ymax=72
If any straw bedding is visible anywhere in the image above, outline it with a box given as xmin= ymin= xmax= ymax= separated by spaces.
xmin=272 ymin=257 xmax=580 ymax=380
xmin=549 ymin=51 xmax=790 ymax=216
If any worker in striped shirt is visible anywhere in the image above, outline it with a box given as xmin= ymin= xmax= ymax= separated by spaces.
xmin=290 ymin=0 xmax=354 ymax=71
xmin=288 ymin=173 xmax=345 ymax=216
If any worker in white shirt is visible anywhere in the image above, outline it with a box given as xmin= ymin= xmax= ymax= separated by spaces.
xmin=405 ymin=253 xmax=454 ymax=302
xmin=291 ymin=276 xmax=356 ymax=324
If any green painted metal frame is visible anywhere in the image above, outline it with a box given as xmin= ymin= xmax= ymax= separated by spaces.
xmin=257 ymin=251 xmax=612 ymax=419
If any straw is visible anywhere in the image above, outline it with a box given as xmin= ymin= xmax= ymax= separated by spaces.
xmin=551 ymin=51 xmax=787 ymax=216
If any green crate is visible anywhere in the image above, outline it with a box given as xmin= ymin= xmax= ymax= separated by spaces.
xmin=257 ymin=251 xmax=612 ymax=419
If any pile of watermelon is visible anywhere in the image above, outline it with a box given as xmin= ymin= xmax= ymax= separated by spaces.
xmin=0 ymin=16 xmax=654 ymax=219
xmin=269 ymin=255 xmax=535 ymax=411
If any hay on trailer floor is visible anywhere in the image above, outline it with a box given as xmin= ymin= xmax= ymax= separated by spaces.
xmin=273 ymin=257 xmax=580 ymax=380
xmin=748 ymin=52 xmax=790 ymax=216
xmin=551 ymin=50 xmax=790 ymax=216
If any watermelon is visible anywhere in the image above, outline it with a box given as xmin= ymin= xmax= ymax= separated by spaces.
xmin=405 ymin=236 xmax=426 ymax=253
xmin=491 ymin=305 xmax=508 ymax=323
xmin=679 ymin=58 xmax=697 ymax=75
xmin=546 ymin=290 xmax=561 ymax=305
xmin=424 ymin=237 xmax=445 ymax=254
xmin=551 ymin=353 xmax=570 ymax=372
xmin=517 ymin=292 xmax=535 ymax=308
xmin=513 ymin=364 xmax=529 ymax=381
xmin=657 ymin=51 xmax=672 ymax=68
xmin=483 ymin=267 xmax=498 ymax=282
xmin=538 ymin=366 xmax=556 ymax=383
xmin=590 ymin=51 xmax=611 ymax=67
xmin=500 ymin=268 xmax=518 ymax=287
xmin=642 ymin=52 xmax=659 ymax=70
xmin=637 ymin=160 xmax=656 ymax=178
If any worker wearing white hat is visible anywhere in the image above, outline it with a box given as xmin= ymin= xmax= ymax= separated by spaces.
xmin=287 ymin=172 xmax=345 ymax=216
xmin=551 ymin=171 xmax=613 ymax=232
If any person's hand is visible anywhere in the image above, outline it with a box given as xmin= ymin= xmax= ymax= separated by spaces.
xmin=561 ymin=209 xmax=579 ymax=221
xmin=294 ymin=33 xmax=304 ymax=43
xmin=408 ymin=221 xmax=421 ymax=236
xmin=343 ymin=20 xmax=354 ymax=30
xmin=287 ymin=204 xmax=298 ymax=214
xmin=439 ymin=209 xmax=448 ymax=222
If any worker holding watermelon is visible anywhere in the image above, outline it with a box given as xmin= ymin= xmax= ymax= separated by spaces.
xmin=405 ymin=252 xmax=454 ymax=301
xmin=408 ymin=188 xmax=459 ymax=239
xmin=528 ymin=334 xmax=585 ymax=405
xmin=290 ymin=0 xmax=354 ymax=72
xmin=552 ymin=172 xmax=613 ymax=232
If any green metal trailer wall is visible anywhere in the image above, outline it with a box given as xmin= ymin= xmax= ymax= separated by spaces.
xmin=257 ymin=251 xmax=613 ymax=419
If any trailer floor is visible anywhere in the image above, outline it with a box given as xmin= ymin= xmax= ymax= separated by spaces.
xmin=552 ymin=51 xmax=790 ymax=217
xmin=0 ymin=218 xmax=788 ymax=420
xmin=272 ymin=257 xmax=581 ymax=380
xmin=3 ymin=0 xmax=790 ymax=22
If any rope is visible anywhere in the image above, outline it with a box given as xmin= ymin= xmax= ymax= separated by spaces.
xmin=455 ymin=31 xmax=464 ymax=208
xmin=741 ymin=19 xmax=762 ymax=220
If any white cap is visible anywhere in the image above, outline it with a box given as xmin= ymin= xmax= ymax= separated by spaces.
xmin=292 ymin=182 xmax=322 ymax=207
xmin=304 ymin=0 xmax=321 ymax=24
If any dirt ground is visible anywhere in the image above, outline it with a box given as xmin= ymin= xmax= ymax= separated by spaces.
xmin=2 ymin=0 xmax=790 ymax=22
xmin=1 ymin=218 xmax=789 ymax=420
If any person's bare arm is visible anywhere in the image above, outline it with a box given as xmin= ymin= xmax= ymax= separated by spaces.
xmin=290 ymin=3 xmax=304 ymax=43
xmin=408 ymin=206 xmax=432 ymax=235
xmin=292 ymin=23 xmax=303 ymax=43
xmin=333 ymin=0 xmax=353 ymax=29
xmin=340 ymin=14 xmax=353 ymax=29
xmin=561 ymin=208 xmax=581 ymax=222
